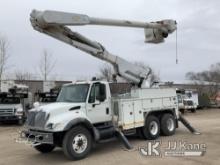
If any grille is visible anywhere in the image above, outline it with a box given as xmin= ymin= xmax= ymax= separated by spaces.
xmin=26 ymin=111 xmax=48 ymax=128
xmin=0 ymin=108 xmax=14 ymax=116
xmin=26 ymin=111 xmax=37 ymax=126
xmin=184 ymin=100 xmax=193 ymax=106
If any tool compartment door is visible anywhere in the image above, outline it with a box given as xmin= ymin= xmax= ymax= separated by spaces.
xmin=142 ymin=98 xmax=163 ymax=110
xmin=133 ymin=100 xmax=144 ymax=127
xmin=121 ymin=101 xmax=134 ymax=129
xmin=162 ymin=97 xmax=175 ymax=107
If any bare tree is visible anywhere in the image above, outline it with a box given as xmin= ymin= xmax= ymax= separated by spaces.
xmin=134 ymin=62 xmax=160 ymax=84
xmin=15 ymin=70 xmax=33 ymax=81
xmin=98 ymin=62 xmax=160 ymax=84
xmin=98 ymin=63 xmax=114 ymax=81
xmin=186 ymin=62 xmax=220 ymax=97
xmin=39 ymin=49 xmax=56 ymax=81
xmin=0 ymin=35 xmax=10 ymax=83
xmin=186 ymin=63 xmax=220 ymax=83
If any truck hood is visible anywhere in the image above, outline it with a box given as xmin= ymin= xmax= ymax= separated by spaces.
xmin=33 ymin=102 xmax=85 ymax=115
xmin=27 ymin=102 xmax=87 ymax=131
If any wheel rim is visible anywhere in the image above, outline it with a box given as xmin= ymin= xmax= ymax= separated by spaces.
xmin=72 ymin=133 xmax=88 ymax=154
xmin=167 ymin=118 xmax=174 ymax=131
xmin=149 ymin=121 xmax=158 ymax=135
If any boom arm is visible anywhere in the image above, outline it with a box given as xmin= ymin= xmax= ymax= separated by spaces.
xmin=30 ymin=10 xmax=177 ymax=87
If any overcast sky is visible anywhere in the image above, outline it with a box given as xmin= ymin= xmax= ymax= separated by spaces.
xmin=0 ymin=0 xmax=219 ymax=82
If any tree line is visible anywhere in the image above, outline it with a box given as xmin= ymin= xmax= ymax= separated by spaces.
xmin=185 ymin=63 xmax=220 ymax=98
xmin=0 ymin=34 xmax=56 ymax=82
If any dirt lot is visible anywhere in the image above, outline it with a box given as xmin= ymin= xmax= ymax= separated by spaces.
xmin=0 ymin=109 xmax=220 ymax=165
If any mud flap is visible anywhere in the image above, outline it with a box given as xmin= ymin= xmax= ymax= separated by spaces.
xmin=178 ymin=115 xmax=201 ymax=135
xmin=115 ymin=130 xmax=133 ymax=150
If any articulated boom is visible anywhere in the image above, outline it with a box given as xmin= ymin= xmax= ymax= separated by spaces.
xmin=30 ymin=10 xmax=177 ymax=87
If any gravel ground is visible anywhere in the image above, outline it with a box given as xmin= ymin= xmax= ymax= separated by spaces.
xmin=0 ymin=108 xmax=220 ymax=165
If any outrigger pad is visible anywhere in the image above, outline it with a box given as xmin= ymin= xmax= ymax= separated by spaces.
xmin=178 ymin=115 xmax=201 ymax=135
xmin=115 ymin=130 xmax=133 ymax=150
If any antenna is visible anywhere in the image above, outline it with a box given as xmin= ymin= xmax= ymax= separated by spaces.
xmin=176 ymin=28 xmax=178 ymax=64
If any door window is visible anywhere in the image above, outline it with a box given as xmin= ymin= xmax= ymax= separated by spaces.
xmin=88 ymin=83 xmax=106 ymax=103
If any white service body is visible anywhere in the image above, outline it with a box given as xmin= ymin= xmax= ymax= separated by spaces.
xmin=112 ymin=88 xmax=178 ymax=130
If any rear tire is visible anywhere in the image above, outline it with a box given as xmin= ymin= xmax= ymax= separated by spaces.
xmin=62 ymin=126 xmax=92 ymax=160
xmin=34 ymin=144 xmax=55 ymax=153
xmin=141 ymin=115 xmax=160 ymax=140
xmin=179 ymin=109 xmax=185 ymax=114
xmin=160 ymin=113 xmax=176 ymax=136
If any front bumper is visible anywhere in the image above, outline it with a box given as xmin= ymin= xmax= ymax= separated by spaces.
xmin=21 ymin=129 xmax=54 ymax=144
xmin=0 ymin=115 xmax=23 ymax=121
xmin=184 ymin=106 xmax=196 ymax=110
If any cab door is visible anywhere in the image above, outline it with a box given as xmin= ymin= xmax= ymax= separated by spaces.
xmin=86 ymin=83 xmax=111 ymax=124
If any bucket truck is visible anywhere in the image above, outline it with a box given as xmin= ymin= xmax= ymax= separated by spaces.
xmin=177 ymin=89 xmax=198 ymax=113
xmin=0 ymin=81 xmax=31 ymax=125
xmin=34 ymin=81 xmax=60 ymax=106
xmin=20 ymin=10 xmax=199 ymax=160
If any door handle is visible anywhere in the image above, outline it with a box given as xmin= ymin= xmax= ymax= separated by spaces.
xmin=106 ymin=108 xmax=109 ymax=114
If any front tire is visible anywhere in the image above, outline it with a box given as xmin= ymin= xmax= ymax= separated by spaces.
xmin=160 ymin=113 xmax=176 ymax=136
xmin=18 ymin=119 xmax=24 ymax=125
xmin=34 ymin=144 xmax=55 ymax=153
xmin=191 ymin=108 xmax=196 ymax=113
xmin=62 ymin=126 xmax=92 ymax=160
xmin=141 ymin=115 xmax=160 ymax=140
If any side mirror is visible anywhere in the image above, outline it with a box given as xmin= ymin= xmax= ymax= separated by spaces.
xmin=33 ymin=102 xmax=40 ymax=108
xmin=92 ymin=100 xmax=100 ymax=107
xmin=95 ymin=99 xmax=100 ymax=105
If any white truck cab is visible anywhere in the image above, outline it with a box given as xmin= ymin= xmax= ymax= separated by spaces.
xmin=177 ymin=89 xmax=198 ymax=113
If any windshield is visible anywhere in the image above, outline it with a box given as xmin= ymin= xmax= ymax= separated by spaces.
xmin=185 ymin=92 xmax=192 ymax=98
xmin=0 ymin=97 xmax=20 ymax=104
xmin=177 ymin=95 xmax=182 ymax=103
xmin=39 ymin=93 xmax=58 ymax=103
xmin=57 ymin=84 xmax=89 ymax=103
xmin=41 ymin=97 xmax=57 ymax=103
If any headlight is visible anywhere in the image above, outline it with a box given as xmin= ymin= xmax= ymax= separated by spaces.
xmin=15 ymin=108 xmax=23 ymax=115
xmin=46 ymin=123 xmax=54 ymax=129
xmin=46 ymin=122 xmax=63 ymax=130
